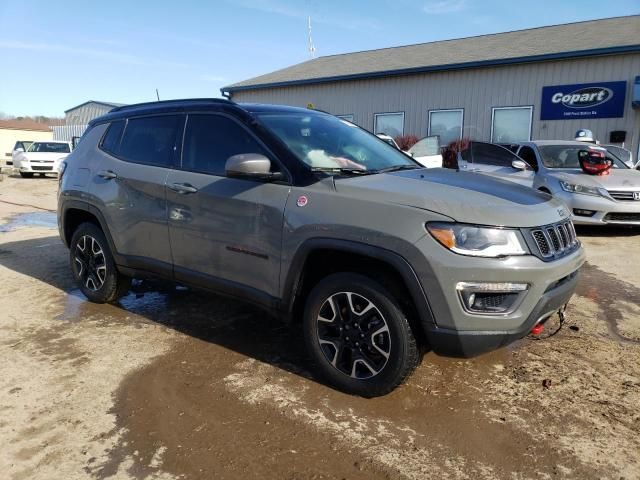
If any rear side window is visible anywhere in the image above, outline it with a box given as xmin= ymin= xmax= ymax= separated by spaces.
xmin=182 ymin=114 xmax=271 ymax=176
xmin=100 ymin=120 xmax=125 ymax=155
xmin=119 ymin=115 xmax=181 ymax=167
xmin=471 ymin=142 xmax=519 ymax=167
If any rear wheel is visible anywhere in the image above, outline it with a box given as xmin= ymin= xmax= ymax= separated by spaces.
xmin=69 ymin=222 xmax=130 ymax=303
xmin=19 ymin=172 xmax=34 ymax=178
xmin=303 ymin=273 xmax=419 ymax=397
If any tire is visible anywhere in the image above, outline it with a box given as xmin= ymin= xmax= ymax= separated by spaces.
xmin=69 ymin=222 xmax=131 ymax=303
xmin=19 ymin=172 xmax=34 ymax=178
xmin=302 ymin=273 xmax=419 ymax=397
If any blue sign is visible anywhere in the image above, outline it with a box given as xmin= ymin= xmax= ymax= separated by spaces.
xmin=540 ymin=81 xmax=626 ymax=120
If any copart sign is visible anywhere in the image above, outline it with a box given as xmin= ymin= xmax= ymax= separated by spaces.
xmin=540 ymin=81 xmax=626 ymax=120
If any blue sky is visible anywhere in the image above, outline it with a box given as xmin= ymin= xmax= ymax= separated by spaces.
xmin=0 ymin=0 xmax=637 ymax=117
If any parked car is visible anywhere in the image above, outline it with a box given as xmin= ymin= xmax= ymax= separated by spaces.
xmin=375 ymin=133 xmax=400 ymax=149
xmin=602 ymin=144 xmax=637 ymax=169
xmin=58 ymin=99 xmax=584 ymax=397
xmin=458 ymin=140 xmax=640 ymax=226
xmin=406 ymin=135 xmax=442 ymax=168
xmin=13 ymin=140 xmax=72 ymax=177
xmin=9 ymin=140 xmax=33 ymax=166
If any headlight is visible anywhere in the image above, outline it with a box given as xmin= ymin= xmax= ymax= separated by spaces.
xmin=427 ymin=222 xmax=528 ymax=257
xmin=559 ymin=181 xmax=604 ymax=197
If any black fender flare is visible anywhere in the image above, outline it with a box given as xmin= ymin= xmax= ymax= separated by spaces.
xmin=281 ymin=238 xmax=437 ymax=332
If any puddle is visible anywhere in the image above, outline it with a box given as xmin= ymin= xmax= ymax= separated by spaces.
xmin=576 ymin=262 xmax=640 ymax=344
xmin=0 ymin=212 xmax=57 ymax=232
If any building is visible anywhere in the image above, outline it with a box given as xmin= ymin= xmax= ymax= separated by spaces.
xmin=64 ymin=100 xmax=125 ymax=125
xmin=0 ymin=120 xmax=53 ymax=166
xmin=55 ymin=101 xmax=126 ymax=141
xmin=222 ymin=16 xmax=640 ymax=157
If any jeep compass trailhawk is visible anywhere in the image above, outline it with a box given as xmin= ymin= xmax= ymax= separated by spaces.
xmin=58 ymin=99 xmax=585 ymax=397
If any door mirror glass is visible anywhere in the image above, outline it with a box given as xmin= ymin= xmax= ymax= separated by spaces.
xmin=512 ymin=159 xmax=528 ymax=170
xmin=225 ymin=153 xmax=282 ymax=180
xmin=15 ymin=147 xmax=24 ymax=152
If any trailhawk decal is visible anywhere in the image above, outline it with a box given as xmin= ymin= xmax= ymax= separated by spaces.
xmin=540 ymin=81 xmax=626 ymax=120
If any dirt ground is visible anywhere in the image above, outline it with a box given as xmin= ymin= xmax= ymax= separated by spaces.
xmin=1 ymin=173 xmax=639 ymax=480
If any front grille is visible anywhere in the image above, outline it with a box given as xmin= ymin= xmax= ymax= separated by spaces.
xmin=529 ymin=220 xmax=579 ymax=260
xmin=607 ymin=190 xmax=640 ymax=201
xmin=604 ymin=212 xmax=640 ymax=223
xmin=31 ymin=166 xmax=53 ymax=171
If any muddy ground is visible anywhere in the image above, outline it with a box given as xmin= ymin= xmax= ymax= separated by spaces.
xmin=0 ymin=173 xmax=639 ymax=480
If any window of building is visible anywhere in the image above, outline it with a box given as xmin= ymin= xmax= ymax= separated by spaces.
xmin=119 ymin=115 xmax=181 ymax=167
xmin=182 ymin=114 xmax=271 ymax=176
xmin=374 ymin=112 xmax=404 ymax=137
xmin=428 ymin=109 xmax=463 ymax=146
xmin=491 ymin=107 xmax=532 ymax=143
xmin=337 ymin=114 xmax=354 ymax=122
xmin=100 ymin=120 xmax=125 ymax=155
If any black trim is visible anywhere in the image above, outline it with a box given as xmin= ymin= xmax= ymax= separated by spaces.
xmin=226 ymin=245 xmax=269 ymax=260
xmin=221 ymin=45 xmax=640 ymax=93
xmin=281 ymin=238 xmax=437 ymax=329
xmin=174 ymin=265 xmax=279 ymax=312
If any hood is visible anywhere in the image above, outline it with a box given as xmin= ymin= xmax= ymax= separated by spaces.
xmin=334 ymin=168 xmax=568 ymax=228
xmin=548 ymin=168 xmax=640 ymax=190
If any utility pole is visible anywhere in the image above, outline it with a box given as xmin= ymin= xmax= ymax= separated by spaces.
xmin=308 ymin=16 xmax=316 ymax=59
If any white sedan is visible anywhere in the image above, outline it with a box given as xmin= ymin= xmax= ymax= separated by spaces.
xmin=13 ymin=141 xmax=72 ymax=178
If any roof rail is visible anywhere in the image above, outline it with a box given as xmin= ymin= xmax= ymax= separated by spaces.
xmin=110 ymin=98 xmax=233 ymax=112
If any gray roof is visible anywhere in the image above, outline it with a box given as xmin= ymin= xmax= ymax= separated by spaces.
xmin=65 ymin=100 xmax=127 ymax=113
xmin=223 ymin=16 xmax=640 ymax=93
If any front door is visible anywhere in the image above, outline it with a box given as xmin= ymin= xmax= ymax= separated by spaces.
xmin=166 ymin=113 xmax=290 ymax=299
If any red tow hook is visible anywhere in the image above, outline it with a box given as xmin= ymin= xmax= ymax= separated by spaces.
xmin=530 ymin=323 xmax=545 ymax=336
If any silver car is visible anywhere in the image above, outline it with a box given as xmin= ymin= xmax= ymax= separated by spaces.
xmin=459 ymin=140 xmax=640 ymax=226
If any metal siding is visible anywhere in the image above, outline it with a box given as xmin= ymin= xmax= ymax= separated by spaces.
xmin=233 ymin=54 xmax=640 ymax=155
xmin=65 ymin=103 xmax=114 ymax=125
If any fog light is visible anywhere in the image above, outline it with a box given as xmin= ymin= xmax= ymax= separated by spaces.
xmin=456 ymin=282 xmax=528 ymax=315
xmin=573 ymin=208 xmax=596 ymax=217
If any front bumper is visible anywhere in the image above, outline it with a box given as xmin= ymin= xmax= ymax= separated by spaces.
xmin=554 ymin=190 xmax=640 ymax=226
xmin=412 ymin=234 xmax=585 ymax=357
xmin=16 ymin=161 xmax=58 ymax=174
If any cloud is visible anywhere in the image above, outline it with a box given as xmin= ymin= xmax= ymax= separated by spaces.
xmin=0 ymin=40 xmax=188 ymax=69
xmin=423 ymin=0 xmax=467 ymax=14
xmin=229 ymin=0 xmax=380 ymax=30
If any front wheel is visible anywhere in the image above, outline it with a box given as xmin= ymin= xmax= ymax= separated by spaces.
xmin=303 ymin=273 xmax=419 ymax=397
xmin=69 ymin=222 xmax=131 ymax=303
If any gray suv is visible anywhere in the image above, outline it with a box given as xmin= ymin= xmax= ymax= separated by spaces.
xmin=58 ymin=99 xmax=585 ymax=397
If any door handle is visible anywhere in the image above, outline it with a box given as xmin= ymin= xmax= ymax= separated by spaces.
xmin=97 ymin=170 xmax=118 ymax=180
xmin=168 ymin=182 xmax=198 ymax=194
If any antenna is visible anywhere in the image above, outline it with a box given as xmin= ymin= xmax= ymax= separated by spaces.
xmin=308 ymin=16 xmax=316 ymax=59
xmin=155 ymin=89 xmax=160 ymax=101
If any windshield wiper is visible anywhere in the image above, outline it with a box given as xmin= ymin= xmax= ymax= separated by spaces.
xmin=374 ymin=164 xmax=422 ymax=173
xmin=310 ymin=167 xmax=374 ymax=175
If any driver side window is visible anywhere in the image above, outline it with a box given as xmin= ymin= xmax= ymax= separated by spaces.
xmin=517 ymin=146 xmax=538 ymax=171
xmin=182 ymin=114 xmax=274 ymax=176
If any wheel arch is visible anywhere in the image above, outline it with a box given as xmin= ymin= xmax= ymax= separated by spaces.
xmin=282 ymin=238 xmax=436 ymax=340
xmin=60 ymin=202 xmax=121 ymax=263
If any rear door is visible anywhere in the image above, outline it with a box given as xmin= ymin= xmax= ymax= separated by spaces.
xmin=89 ymin=114 xmax=183 ymax=273
xmin=166 ymin=112 xmax=290 ymax=299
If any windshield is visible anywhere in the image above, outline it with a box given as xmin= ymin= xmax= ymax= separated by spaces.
xmin=604 ymin=145 xmax=632 ymax=165
xmin=255 ymin=112 xmax=417 ymax=172
xmin=538 ymin=145 xmax=627 ymax=169
xmin=27 ymin=142 xmax=70 ymax=153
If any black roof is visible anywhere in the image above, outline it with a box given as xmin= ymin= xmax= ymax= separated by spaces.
xmin=88 ymin=99 xmax=327 ymax=126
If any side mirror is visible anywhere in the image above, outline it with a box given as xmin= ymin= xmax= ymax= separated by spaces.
xmin=225 ymin=153 xmax=283 ymax=181
xmin=512 ymin=159 xmax=528 ymax=170
xmin=15 ymin=147 xmax=24 ymax=153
